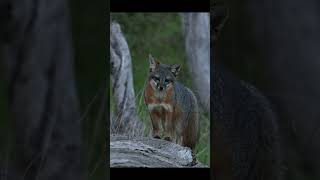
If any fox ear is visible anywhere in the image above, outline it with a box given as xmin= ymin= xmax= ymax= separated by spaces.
xmin=149 ymin=54 xmax=159 ymax=72
xmin=171 ymin=64 xmax=181 ymax=77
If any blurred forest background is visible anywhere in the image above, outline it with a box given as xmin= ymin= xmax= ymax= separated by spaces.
xmin=70 ymin=0 xmax=107 ymax=178
xmin=110 ymin=13 xmax=210 ymax=165
xmin=214 ymin=0 xmax=320 ymax=179
xmin=0 ymin=0 xmax=107 ymax=179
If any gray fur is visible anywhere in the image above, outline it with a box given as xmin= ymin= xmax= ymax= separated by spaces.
xmin=146 ymin=57 xmax=199 ymax=150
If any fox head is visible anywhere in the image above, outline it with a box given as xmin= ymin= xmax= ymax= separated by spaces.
xmin=148 ymin=54 xmax=181 ymax=92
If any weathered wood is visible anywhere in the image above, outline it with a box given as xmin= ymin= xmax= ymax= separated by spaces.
xmin=110 ymin=134 xmax=208 ymax=168
xmin=181 ymin=13 xmax=210 ymax=112
xmin=110 ymin=22 xmax=144 ymax=136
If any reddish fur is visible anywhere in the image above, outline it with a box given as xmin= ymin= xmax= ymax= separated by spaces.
xmin=145 ymin=79 xmax=198 ymax=149
xmin=163 ymin=111 xmax=173 ymax=138
xmin=152 ymin=109 xmax=162 ymax=118
xmin=144 ymin=81 xmax=174 ymax=105
xmin=145 ymin=81 xmax=175 ymax=139
xmin=172 ymin=105 xmax=182 ymax=124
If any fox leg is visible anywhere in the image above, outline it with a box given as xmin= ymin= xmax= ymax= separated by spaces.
xmin=163 ymin=111 xmax=174 ymax=142
xmin=150 ymin=109 xmax=161 ymax=139
xmin=178 ymin=134 xmax=183 ymax=145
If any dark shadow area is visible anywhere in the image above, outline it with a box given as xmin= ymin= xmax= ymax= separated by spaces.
xmin=0 ymin=0 xmax=108 ymax=179
xmin=213 ymin=0 xmax=320 ymax=179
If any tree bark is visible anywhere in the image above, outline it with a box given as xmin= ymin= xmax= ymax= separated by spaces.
xmin=110 ymin=134 xmax=207 ymax=168
xmin=181 ymin=13 xmax=210 ymax=112
xmin=0 ymin=0 xmax=82 ymax=179
xmin=110 ymin=22 xmax=144 ymax=136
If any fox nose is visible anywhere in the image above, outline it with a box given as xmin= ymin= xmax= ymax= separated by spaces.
xmin=159 ymin=86 xmax=164 ymax=91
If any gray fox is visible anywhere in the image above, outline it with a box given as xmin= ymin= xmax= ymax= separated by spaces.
xmin=144 ymin=54 xmax=200 ymax=151
xmin=212 ymin=8 xmax=282 ymax=179
xmin=212 ymin=64 xmax=282 ymax=180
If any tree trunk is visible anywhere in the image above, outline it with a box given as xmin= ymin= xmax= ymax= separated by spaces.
xmin=0 ymin=0 xmax=82 ymax=179
xmin=110 ymin=22 xmax=144 ymax=136
xmin=181 ymin=13 xmax=210 ymax=112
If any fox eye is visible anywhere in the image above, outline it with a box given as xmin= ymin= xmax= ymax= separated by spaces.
xmin=165 ymin=79 xmax=171 ymax=83
xmin=152 ymin=76 xmax=160 ymax=81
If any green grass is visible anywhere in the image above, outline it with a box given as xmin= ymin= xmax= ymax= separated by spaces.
xmin=111 ymin=13 xmax=210 ymax=166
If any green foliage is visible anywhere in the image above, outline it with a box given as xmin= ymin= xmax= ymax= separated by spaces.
xmin=111 ymin=13 xmax=191 ymax=91
xmin=111 ymin=13 xmax=210 ymax=166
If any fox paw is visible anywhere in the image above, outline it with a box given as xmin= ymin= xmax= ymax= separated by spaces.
xmin=164 ymin=136 xmax=172 ymax=141
xmin=153 ymin=135 xmax=161 ymax=139
xmin=187 ymin=159 xmax=198 ymax=167
xmin=189 ymin=152 xmax=198 ymax=166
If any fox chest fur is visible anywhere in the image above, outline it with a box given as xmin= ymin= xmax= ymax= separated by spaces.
xmin=144 ymin=80 xmax=176 ymax=112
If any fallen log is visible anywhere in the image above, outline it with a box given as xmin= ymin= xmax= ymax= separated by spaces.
xmin=110 ymin=134 xmax=208 ymax=168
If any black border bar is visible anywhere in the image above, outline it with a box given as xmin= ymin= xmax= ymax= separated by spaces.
xmin=111 ymin=168 xmax=210 ymax=180
xmin=111 ymin=0 xmax=210 ymax=12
